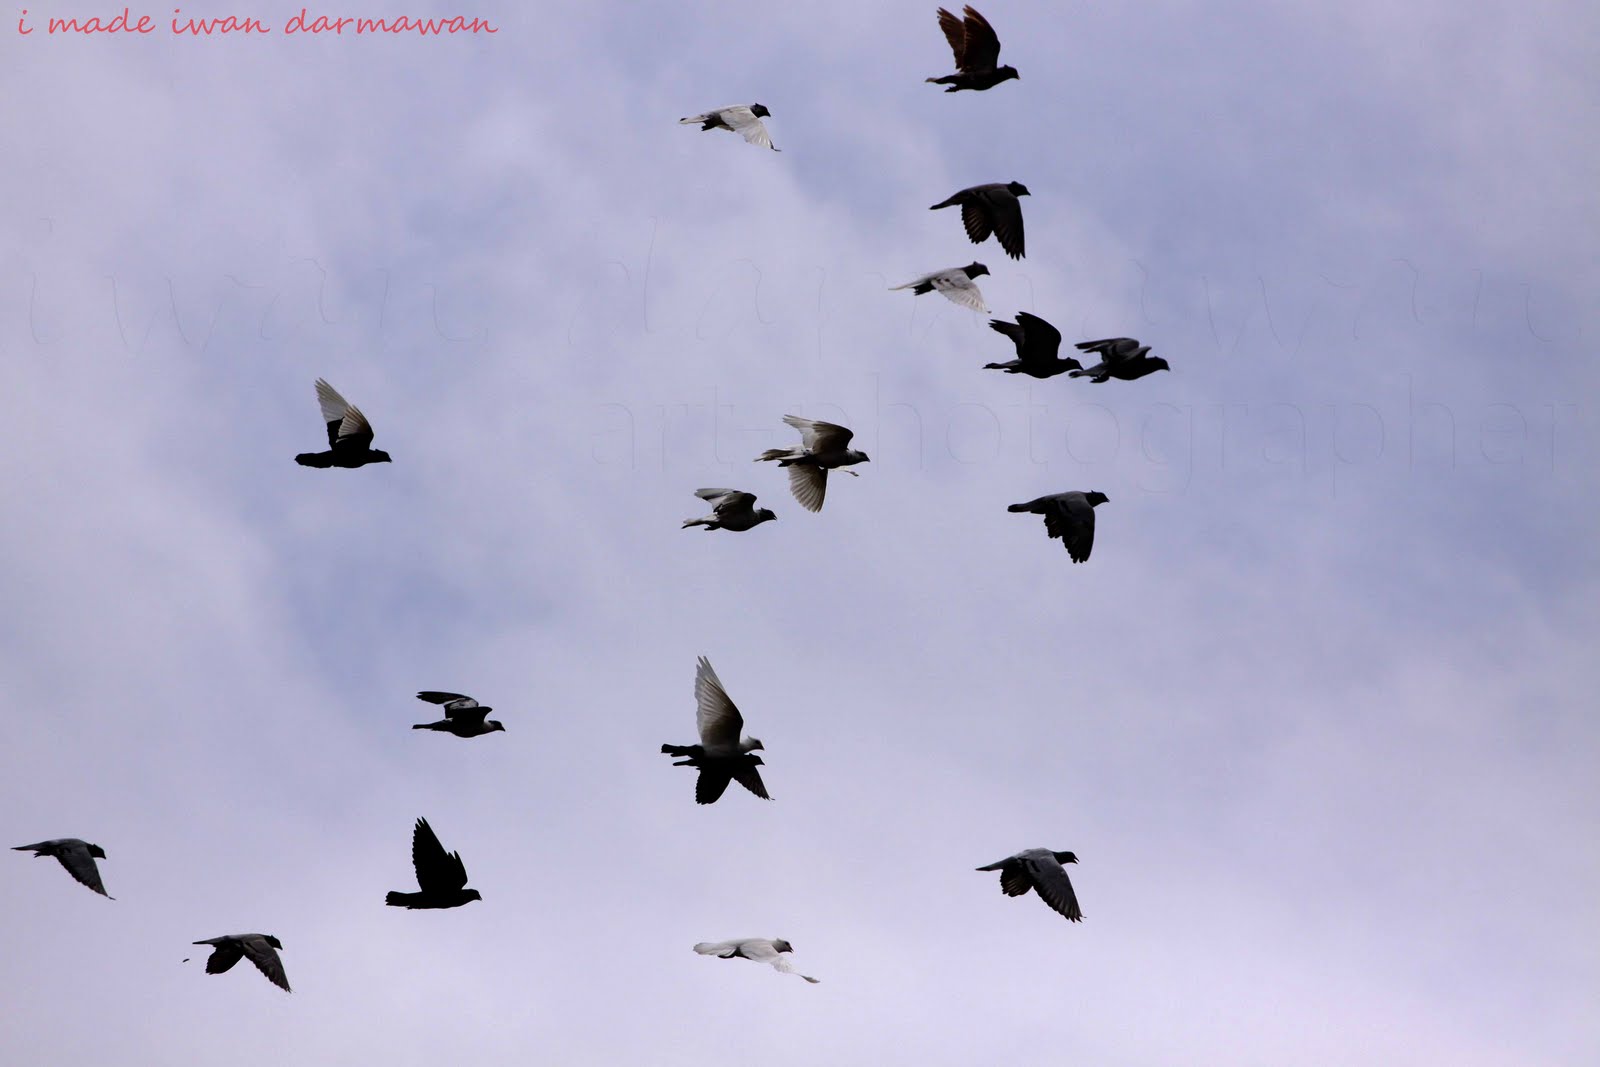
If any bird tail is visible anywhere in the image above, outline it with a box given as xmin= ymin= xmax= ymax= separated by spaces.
xmin=295 ymin=452 xmax=334 ymax=468
xmin=1006 ymin=503 xmax=1034 ymax=513
xmin=661 ymin=744 xmax=697 ymax=757
xmin=385 ymin=892 xmax=414 ymax=907
xmin=1067 ymin=368 xmax=1089 ymax=378
xmin=929 ymin=194 xmax=961 ymax=210
xmin=756 ymin=447 xmax=796 ymax=464
xmin=682 ymin=518 xmax=710 ymax=529
xmin=926 ymin=75 xmax=954 ymax=85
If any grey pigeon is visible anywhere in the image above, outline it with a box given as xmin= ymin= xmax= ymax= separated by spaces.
xmin=13 ymin=839 xmax=112 ymax=898
xmin=926 ymin=6 xmax=1019 ymax=92
xmin=975 ymin=849 xmax=1083 ymax=922
xmin=1069 ymin=337 xmax=1171 ymax=382
xmin=191 ymin=934 xmax=291 ymax=991
xmin=1007 ymin=491 xmax=1108 ymax=562
xmin=890 ymin=262 xmax=990 ymax=312
xmin=984 ymin=312 xmax=1081 ymax=378
xmin=411 ymin=691 xmax=505 ymax=738
xmin=931 ymin=182 xmax=1030 ymax=259
xmin=679 ymin=104 xmax=779 ymax=151
xmin=682 ymin=488 xmax=777 ymax=532
xmin=755 ymin=415 xmax=869 ymax=513
xmin=385 ymin=817 xmax=482 ymax=909
xmin=694 ymin=938 xmax=819 ymax=983
xmin=295 ymin=379 xmax=392 ymax=468
xmin=661 ymin=657 xmax=771 ymax=805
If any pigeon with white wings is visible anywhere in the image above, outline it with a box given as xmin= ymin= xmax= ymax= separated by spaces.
xmin=681 ymin=488 xmax=777 ymax=532
xmin=1007 ymin=491 xmax=1108 ymax=563
xmin=294 ymin=378 xmax=392 ymax=468
xmin=13 ymin=839 xmax=112 ymax=898
xmin=661 ymin=657 xmax=770 ymax=805
xmin=679 ymin=104 xmax=779 ymax=151
xmin=754 ymin=415 xmax=870 ymax=513
xmin=190 ymin=933 xmax=291 ymax=991
xmin=975 ymin=849 xmax=1083 ymax=922
xmin=694 ymin=939 xmax=819 ymax=983
xmin=411 ymin=691 xmax=505 ymax=738
xmin=890 ymin=262 xmax=991 ymax=312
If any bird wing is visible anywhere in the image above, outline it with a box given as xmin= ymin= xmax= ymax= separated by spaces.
xmin=786 ymin=465 xmax=827 ymax=512
xmin=1042 ymin=495 xmax=1096 ymax=561
xmin=695 ymin=767 xmax=733 ymax=805
xmin=240 ymin=936 xmax=292 ymax=991
xmin=410 ymin=818 xmax=469 ymax=894
xmin=935 ymin=7 xmax=969 ymax=67
xmin=725 ymin=111 xmax=775 ymax=150
xmin=739 ymin=940 xmax=820 ymax=982
xmin=336 ymin=405 xmax=376 ymax=449
xmin=961 ymin=6 xmax=1003 ymax=70
xmin=984 ymin=188 xmax=1025 ymax=259
xmin=314 ymin=379 xmax=351 ymax=425
xmin=782 ymin=414 xmax=854 ymax=454
xmin=695 ymin=657 xmax=746 ymax=750
xmin=960 ymin=200 xmax=994 ymax=245
xmin=711 ymin=491 xmax=757 ymax=517
xmin=201 ymin=939 xmax=243 ymax=974
xmin=1013 ymin=312 xmax=1062 ymax=361
xmin=53 ymin=841 xmax=109 ymax=896
xmin=694 ymin=487 xmax=736 ymax=503
xmin=988 ymin=317 xmax=1026 ymax=352
xmin=1024 ymin=853 xmax=1083 ymax=921
xmin=1075 ymin=337 xmax=1139 ymax=362
xmin=730 ymin=761 xmax=771 ymax=800
xmin=932 ymin=274 xmax=989 ymax=312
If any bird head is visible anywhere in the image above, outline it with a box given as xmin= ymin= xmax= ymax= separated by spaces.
xmin=488 ymin=720 xmax=507 ymax=733
xmin=1152 ymin=357 xmax=1171 ymax=372
xmin=1008 ymin=181 xmax=1031 ymax=197
xmin=773 ymin=939 xmax=795 ymax=953
xmin=371 ymin=450 xmax=393 ymax=463
xmin=998 ymin=66 xmax=1020 ymax=83
xmin=743 ymin=737 xmax=765 ymax=752
xmin=751 ymin=103 xmax=771 ymax=118
xmin=1053 ymin=852 xmax=1079 ymax=865
xmin=849 ymin=450 xmax=871 ymax=464
xmin=1085 ymin=492 xmax=1109 ymax=507
xmin=264 ymin=935 xmax=284 ymax=950
xmin=964 ymin=262 xmax=990 ymax=278
xmin=89 ymin=844 xmax=107 ymax=859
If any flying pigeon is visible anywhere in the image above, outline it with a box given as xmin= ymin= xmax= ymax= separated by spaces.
xmin=679 ymin=104 xmax=779 ymax=151
xmin=694 ymin=939 xmax=819 ymax=983
xmin=411 ymin=691 xmax=505 ymax=738
xmin=754 ymin=415 xmax=869 ymax=513
xmin=13 ymin=839 xmax=112 ymax=898
xmin=295 ymin=379 xmax=392 ymax=468
xmin=890 ymin=263 xmax=990 ymax=312
xmin=661 ymin=657 xmax=770 ymax=805
xmin=983 ymin=312 xmax=1081 ymax=378
xmin=385 ymin=818 xmax=482 ymax=909
xmin=975 ymin=849 xmax=1083 ymax=922
xmin=190 ymin=934 xmax=291 ymax=991
xmin=1069 ymin=338 xmax=1171 ymax=382
xmin=682 ymin=488 xmax=777 ymax=532
xmin=931 ymin=182 xmax=1029 ymax=259
xmin=1007 ymin=491 xmax=1108 ymax=562
xmin=926 ymin=6 xmax=1019 ymax=92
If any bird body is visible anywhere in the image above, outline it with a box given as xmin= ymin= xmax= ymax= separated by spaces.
xmin=13 ymin=838 xmax=112 ymax=897
xmin=1069 ymin=337 xmax=1171 ymax=382
xmin=386 ymin=818 xmax=482 ymax=909
xmin=1008 ymin=491 xmax=1108 ymax=562
xmin=931 ymin=182 xmax=1029 ymax=259
xmin=191 ymin=933 xmax=291 ymax=991
xmin=682 ymin=488 xmax=777 ymax=531
xmin=295 ymin=379 xmax=392 ymax=468
xmin=984 ymin=312 xmax=1080 ymax=377
xmin=755 ymin=415 xmax=869 ymax=513
xmin=694 ymin=938 xmax=819 ymax=983
xmin=976 ymin=849 xmax=1083 ymax=921
xmin=926 ymin=6 xmax=1019 ymax=91
xmin=661 ymin=657 xmax=771 ymax=804
xmin=679 ymin=104 xmax=779 ymax=151
xmin=411 ymin=691 xmax=505 ymax=737
xmin=891 ymin=262 xmax=990 ymax=312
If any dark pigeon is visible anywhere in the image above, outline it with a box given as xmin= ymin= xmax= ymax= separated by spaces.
xmin=926 ymin=6 xmax=1019 ymax=92
xmin=984 ymin=312 xmax=1081 ymax=378
xmin=975 ymin=849 xmax=1083 ymax=922
xmin=191 ymin=934 xmax=291 ymax=991
xmin=295 ymin=378 xmax=392 ymax=468
xmin=385 ymin=818 xmax=482 ymax=910
xmin=682 ymin=488 xmax=777 ymax=532
xmin=411 ymin=691 xmax=505 ymax=738
xmin=661 ymin=657 xmax=770 ymax=805
xmin=931 ymin=182 xmax=1029 ymax=260
xmin=1069 ymin=338 xmax=1171 ymax=382
xmin=1008 ymin=491 xmax=1109 ymax=562
xmin=13 ymin=839 xmax=112 ymax=898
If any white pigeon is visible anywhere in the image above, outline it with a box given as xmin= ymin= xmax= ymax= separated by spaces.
xmin=755 ymin=415 xmax=870 ymax=513
xmin=679 ymin=104 xmax=779 ymax=151
xmin=694 ymin=938 xmax=820 ymax=983
xmin=890 ymin=261 xmax=991 ymax=312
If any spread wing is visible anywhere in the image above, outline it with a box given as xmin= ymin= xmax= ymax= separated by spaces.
xmin=695 ymin=767 xmax=732 ymax=805
xmin=410 ymin=818 xmax=469 ymax=895
xmin=708 ymin=490 xmax=757 ymax=517
xmin=786 ymin=465 xmax=827 ymax=512
xmin=985 ymin=189 xmax=1025 ymax=259
xmin=1075 ymin=337 xmax=1140 ymax=362
xmin=314 ymin=379 xmax=351 ymax=425
xmin=335 ymin=406 xmax=375 ymax=449
xmin=1013 ymin=312 xmax=1062 ymax=361
xmin=1042 ymin=496 xmax=1096 ymax=562
xmin=932 ymin=274 xmax=989 ymax=312
xmin=960 ymin=6 xmax=1003 ymax=71
xmin=782 ymin=414 xmax=853 ymax=454
xmin=739 ymin=940 xmax=819 ymax=982
xmin=202 ymin=940 xmax=243 ymax=974
xmin=726 ymin=110 xmax=776 ymax=150
xmin=694 ymin=657 xmax=745 ymax=750
xmin=730 ymin=761 xmax=771 ymax=800
xmin=417 ymin=692 xmax=487 ymax=722
xmin=240 ymin=936 xmax=292 ymax=991
xmin=935 ymin=7 xmax=969 ymax=67
xmin=53 ymin=841 xmax=110 ymax=896
xmin=1024 ymin=854 xmax=1083 ymax=921
xmin=960 ymin=200 xmax=994 ymax=245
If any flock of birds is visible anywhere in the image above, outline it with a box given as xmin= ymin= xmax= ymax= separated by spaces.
xmin=16 ymin=7 xmax=1173 ymax=994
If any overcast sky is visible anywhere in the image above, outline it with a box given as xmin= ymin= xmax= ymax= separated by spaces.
xmin=2 ymin=2 xmax=1596 ymax=1063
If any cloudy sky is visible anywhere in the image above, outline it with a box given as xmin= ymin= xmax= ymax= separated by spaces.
xmin=2 ymin=1 xmax=1595 ymax=1063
